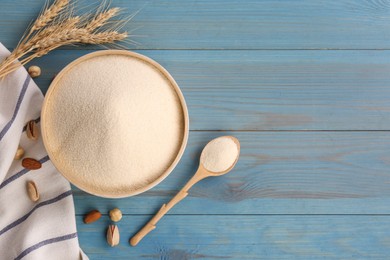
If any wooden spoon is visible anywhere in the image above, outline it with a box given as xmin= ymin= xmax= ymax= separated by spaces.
xmin=130 ymin=136 xmax=240 ymax=246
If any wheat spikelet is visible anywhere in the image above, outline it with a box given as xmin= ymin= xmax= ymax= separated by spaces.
xmin=34 ymin=28 xmax=87 ymax=50
xmin=32 ymin=30 xmax=127 ymax=57
xmin=30 ymin=0 xmax=69 ymax=33
xmin=85 ymin=8 xmax=120 ymax=32
xmin=80 ymin=31 xmax=128 ymax=44
xmin=0 ymin=0 xmax=130 ymax=79
xmin=28 ymin=16 xmax=81 ymax=47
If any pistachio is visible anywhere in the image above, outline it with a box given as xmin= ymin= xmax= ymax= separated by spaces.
xmin=109 ymin=208 xmax=122 ymax=222
xmin=14 ymin=146 xmax=25 ymax=160
xmin=107 ymin=225 xmax=120 ymax=247
xmin=26 ymin=120 xmax=39 ymax=140
xmin=28 ymin=66 xmax=41 ymax=78
xmin=26 ymin=181 xmax=39 ymax=202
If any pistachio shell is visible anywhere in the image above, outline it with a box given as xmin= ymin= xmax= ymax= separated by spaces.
xmin=14 ymin=146 xmax=24 ymax=160
xmin=26 ymin=181 xmax=39 ymax=202
xmin=107 ymin=225 xmax=120 ymax=247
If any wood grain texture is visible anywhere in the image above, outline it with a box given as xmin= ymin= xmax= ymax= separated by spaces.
xmin=2 ymin=0 xmax=390 ymax=49
xmin=2 ymin=0 xmax=390 ymax=258
xmin=73 ymin=131 xmax=390 ymax=215
xmin=30 ymin=49 xmax=390 ymax=130
xmin=76 ymin=215 xmax=390 ymax=259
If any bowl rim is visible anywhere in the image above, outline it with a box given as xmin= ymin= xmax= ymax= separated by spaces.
xmin=41 ymin=50 xmax=189 ymax=198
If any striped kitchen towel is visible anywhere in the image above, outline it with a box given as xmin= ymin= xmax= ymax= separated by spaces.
xmin=0 ymin=43 xmax=88 ymax=259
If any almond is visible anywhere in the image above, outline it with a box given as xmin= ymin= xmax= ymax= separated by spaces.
xmin=107 ymin=225 xmax=120 ymax=247
xmin=26 ymin=120 xmax=39 ymax=140
xmin=26 ymin=181 xmax=39 ymax=202
xmin=22 ymin=158 xmax=42 ymax=170
xmin=84 ymin=210 xmax=101 ymax=224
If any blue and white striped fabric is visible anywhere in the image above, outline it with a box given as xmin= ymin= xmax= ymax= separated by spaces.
xmin=0 ymin=43 xmax=88 ymax=260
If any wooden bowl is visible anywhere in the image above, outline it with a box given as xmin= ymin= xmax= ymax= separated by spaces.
xmin=41 ymin=50 xmax=189 ymax=198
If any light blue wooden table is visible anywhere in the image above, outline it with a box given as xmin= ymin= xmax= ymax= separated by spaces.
xmin=2 ymin=0 xmax=390 ymax=258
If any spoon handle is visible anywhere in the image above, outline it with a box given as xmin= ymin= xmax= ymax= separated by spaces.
xmin=130 ymin=189 xmax=188 ymax=246
xmin=130 ymin=169 xmax=207 ymax=246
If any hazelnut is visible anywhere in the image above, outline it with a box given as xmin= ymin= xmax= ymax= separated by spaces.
xmin=28 ymin=66 xmax=41 ymax=78
xmin=109 ymin=208 xmax=122 ymax=222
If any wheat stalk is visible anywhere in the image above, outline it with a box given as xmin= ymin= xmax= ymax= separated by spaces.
xmin=0 ymin=0 xmax=130 ymax=79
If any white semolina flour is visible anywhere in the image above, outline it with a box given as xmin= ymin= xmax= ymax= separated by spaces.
xmin=201 ymin=137 xmax=239 ymax=172
xmin=43 ymin=54 xmax=185 ymax=195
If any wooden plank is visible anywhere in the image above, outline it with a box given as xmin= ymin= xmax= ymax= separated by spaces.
xmin=29 ymin=49 xmax=390 ymax=130
xmin=76 ymin=215 xmax=390 ymax=259
xmin=73 ymin=131 xmax=390 ymax=215
xmin=2 ymin=0 xmax=390 ymax=50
